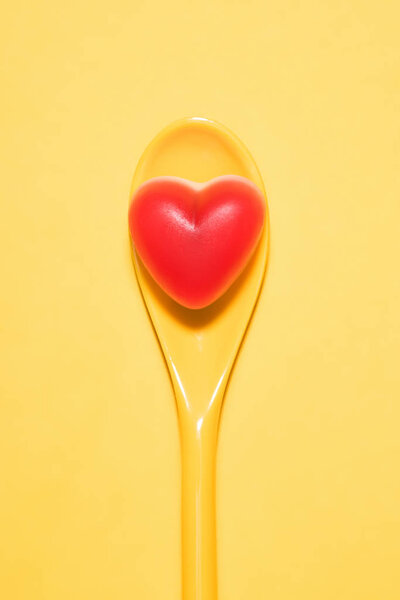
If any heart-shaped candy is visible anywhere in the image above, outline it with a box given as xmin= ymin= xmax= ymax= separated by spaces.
xmin=129 ymin=175 xmax=265 ymax=309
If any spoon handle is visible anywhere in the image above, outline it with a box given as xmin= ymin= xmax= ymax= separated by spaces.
xmin=179 ymin=408 xmax=219 ymax=600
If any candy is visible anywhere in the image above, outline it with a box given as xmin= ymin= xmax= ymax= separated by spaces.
xmin=129 ymin=175 xmax=265 ymax=309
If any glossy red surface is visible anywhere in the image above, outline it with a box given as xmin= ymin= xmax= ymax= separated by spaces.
xmin=129 ymin=175 xmax=266 ymax=309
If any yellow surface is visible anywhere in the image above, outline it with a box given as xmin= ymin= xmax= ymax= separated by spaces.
xmin=0 ymin=1 xmax=400 ymax=598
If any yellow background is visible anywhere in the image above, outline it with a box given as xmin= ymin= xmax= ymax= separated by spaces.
xmin=1 ymin=1 xmax=400 ymax=598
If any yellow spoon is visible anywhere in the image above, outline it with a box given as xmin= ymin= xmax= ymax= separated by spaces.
xmin=129 ymin=117 xmax=269 ymax=600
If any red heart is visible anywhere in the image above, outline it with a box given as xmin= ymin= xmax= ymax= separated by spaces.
xmin=128 ymin=175 xmax=266 ymax=309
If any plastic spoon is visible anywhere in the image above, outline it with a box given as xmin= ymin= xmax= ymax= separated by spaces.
xmin=129 ymin=117 xmax=269 ymax=600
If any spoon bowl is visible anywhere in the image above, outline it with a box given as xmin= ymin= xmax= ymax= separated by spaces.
xmin=129 ymin=117 xmax=269 ymax=600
